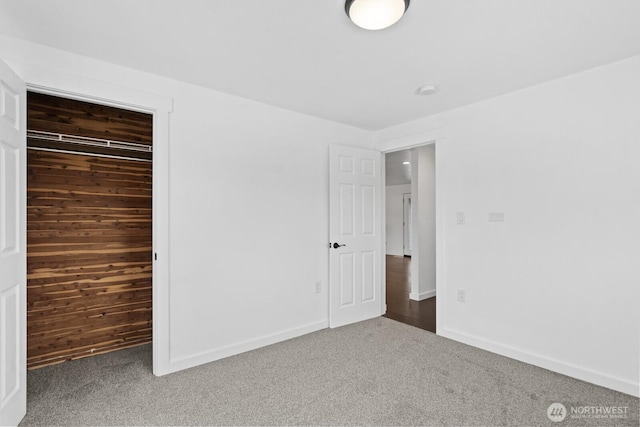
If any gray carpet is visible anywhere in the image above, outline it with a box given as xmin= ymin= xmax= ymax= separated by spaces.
xmin=20 ymin=317 xmax=638 ymax=426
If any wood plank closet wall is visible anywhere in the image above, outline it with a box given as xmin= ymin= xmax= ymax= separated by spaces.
xmin=26 ymin=92 xmax=153 ymax=369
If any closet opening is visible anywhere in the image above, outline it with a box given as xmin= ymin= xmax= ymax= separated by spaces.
xmin=26 ymin=91 xmax=153 ymax=369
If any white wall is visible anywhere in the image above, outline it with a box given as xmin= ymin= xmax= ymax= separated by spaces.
xmin=409 ymin=145 xmax=436 ymax=301
xmin=3 ymin=33 xmax=638 ymax=397
xmin=375 ymin=55 xmax=640 ymax=396
xmin=385 ymin=184 xmax=411 ymax=256
xmin=0 ymin=35 xmax=374 ymax=373
xmin=166 ymin=85 xmax=371 ymax=365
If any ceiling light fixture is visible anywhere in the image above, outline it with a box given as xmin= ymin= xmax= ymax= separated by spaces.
xmin=403 ymin=161 xmax=411 ymax=165
xmin=345 ymin=0 xmax=410 ymax=30
xmin=416 ymin=85 xmax=437 ymax=96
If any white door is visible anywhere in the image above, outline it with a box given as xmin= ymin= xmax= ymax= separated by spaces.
xmin=329 ymin=145 xmax=382 ymax=328
xmin=403 ymin=193 xmax=412 ymax=256
xmin=0 ymin=59 xmax=26 ymax=427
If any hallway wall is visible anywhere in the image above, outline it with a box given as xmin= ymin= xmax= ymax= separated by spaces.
xmin=385 ymin=184 xmax=411 ymax=256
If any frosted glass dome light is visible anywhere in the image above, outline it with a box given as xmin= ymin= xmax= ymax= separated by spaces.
xmin=345 ymin=0 xmax=410 ymax=30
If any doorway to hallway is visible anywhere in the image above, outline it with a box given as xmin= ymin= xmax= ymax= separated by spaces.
xmin=383 ymin=144 xmax=437 ymax=332
xmin=383 ymin=255 xmax=436 ymax=332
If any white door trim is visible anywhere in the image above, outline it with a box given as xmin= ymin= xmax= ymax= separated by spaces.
xmin=8 ymin=61 xmax=173 ymax=376
xmin=402 ymin=192 xmax=412 ymax=256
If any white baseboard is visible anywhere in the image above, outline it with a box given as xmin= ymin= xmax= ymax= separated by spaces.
xmin=409 ymin=290 xmax=436 ymax=301
xmin=165 ymin=320 xmax=329 ymax=375
xmin=440 ymin=327 xmax=640 ymax=397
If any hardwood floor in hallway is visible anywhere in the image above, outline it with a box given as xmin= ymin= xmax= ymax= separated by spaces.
xmin=383 ymin=255 xmax=436 ymax=333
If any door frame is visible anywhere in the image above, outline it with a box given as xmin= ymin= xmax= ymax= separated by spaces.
xmin=402 ymin=192 xmax=412 ymax=256
xmin=8 ymin=60 xmax=173 ymax=376
xmin=379 ymin=131 xmax=445 ymax=335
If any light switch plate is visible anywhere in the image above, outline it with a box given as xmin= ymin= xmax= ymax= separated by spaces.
xmin=456 ymin=211 xmax=465 ymax=225
xmin=489 ymin=212 xmax=505 ymax=222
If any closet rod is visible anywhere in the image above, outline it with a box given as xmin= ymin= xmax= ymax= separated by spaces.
xmin=27 ymin=129 xmax=153 ymax=153
xmin=27 ymin=146 xmax=152 ymax=163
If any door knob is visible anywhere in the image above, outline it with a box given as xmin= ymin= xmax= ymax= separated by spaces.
xmin=332 ymin=242 xmax=346 ymax=249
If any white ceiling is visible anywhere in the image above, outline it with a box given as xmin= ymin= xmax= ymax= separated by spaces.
xmin=385 ymin=149 xmax=412 ymax=185
xmin=1 ymin=0 xmax=640 ymax=130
